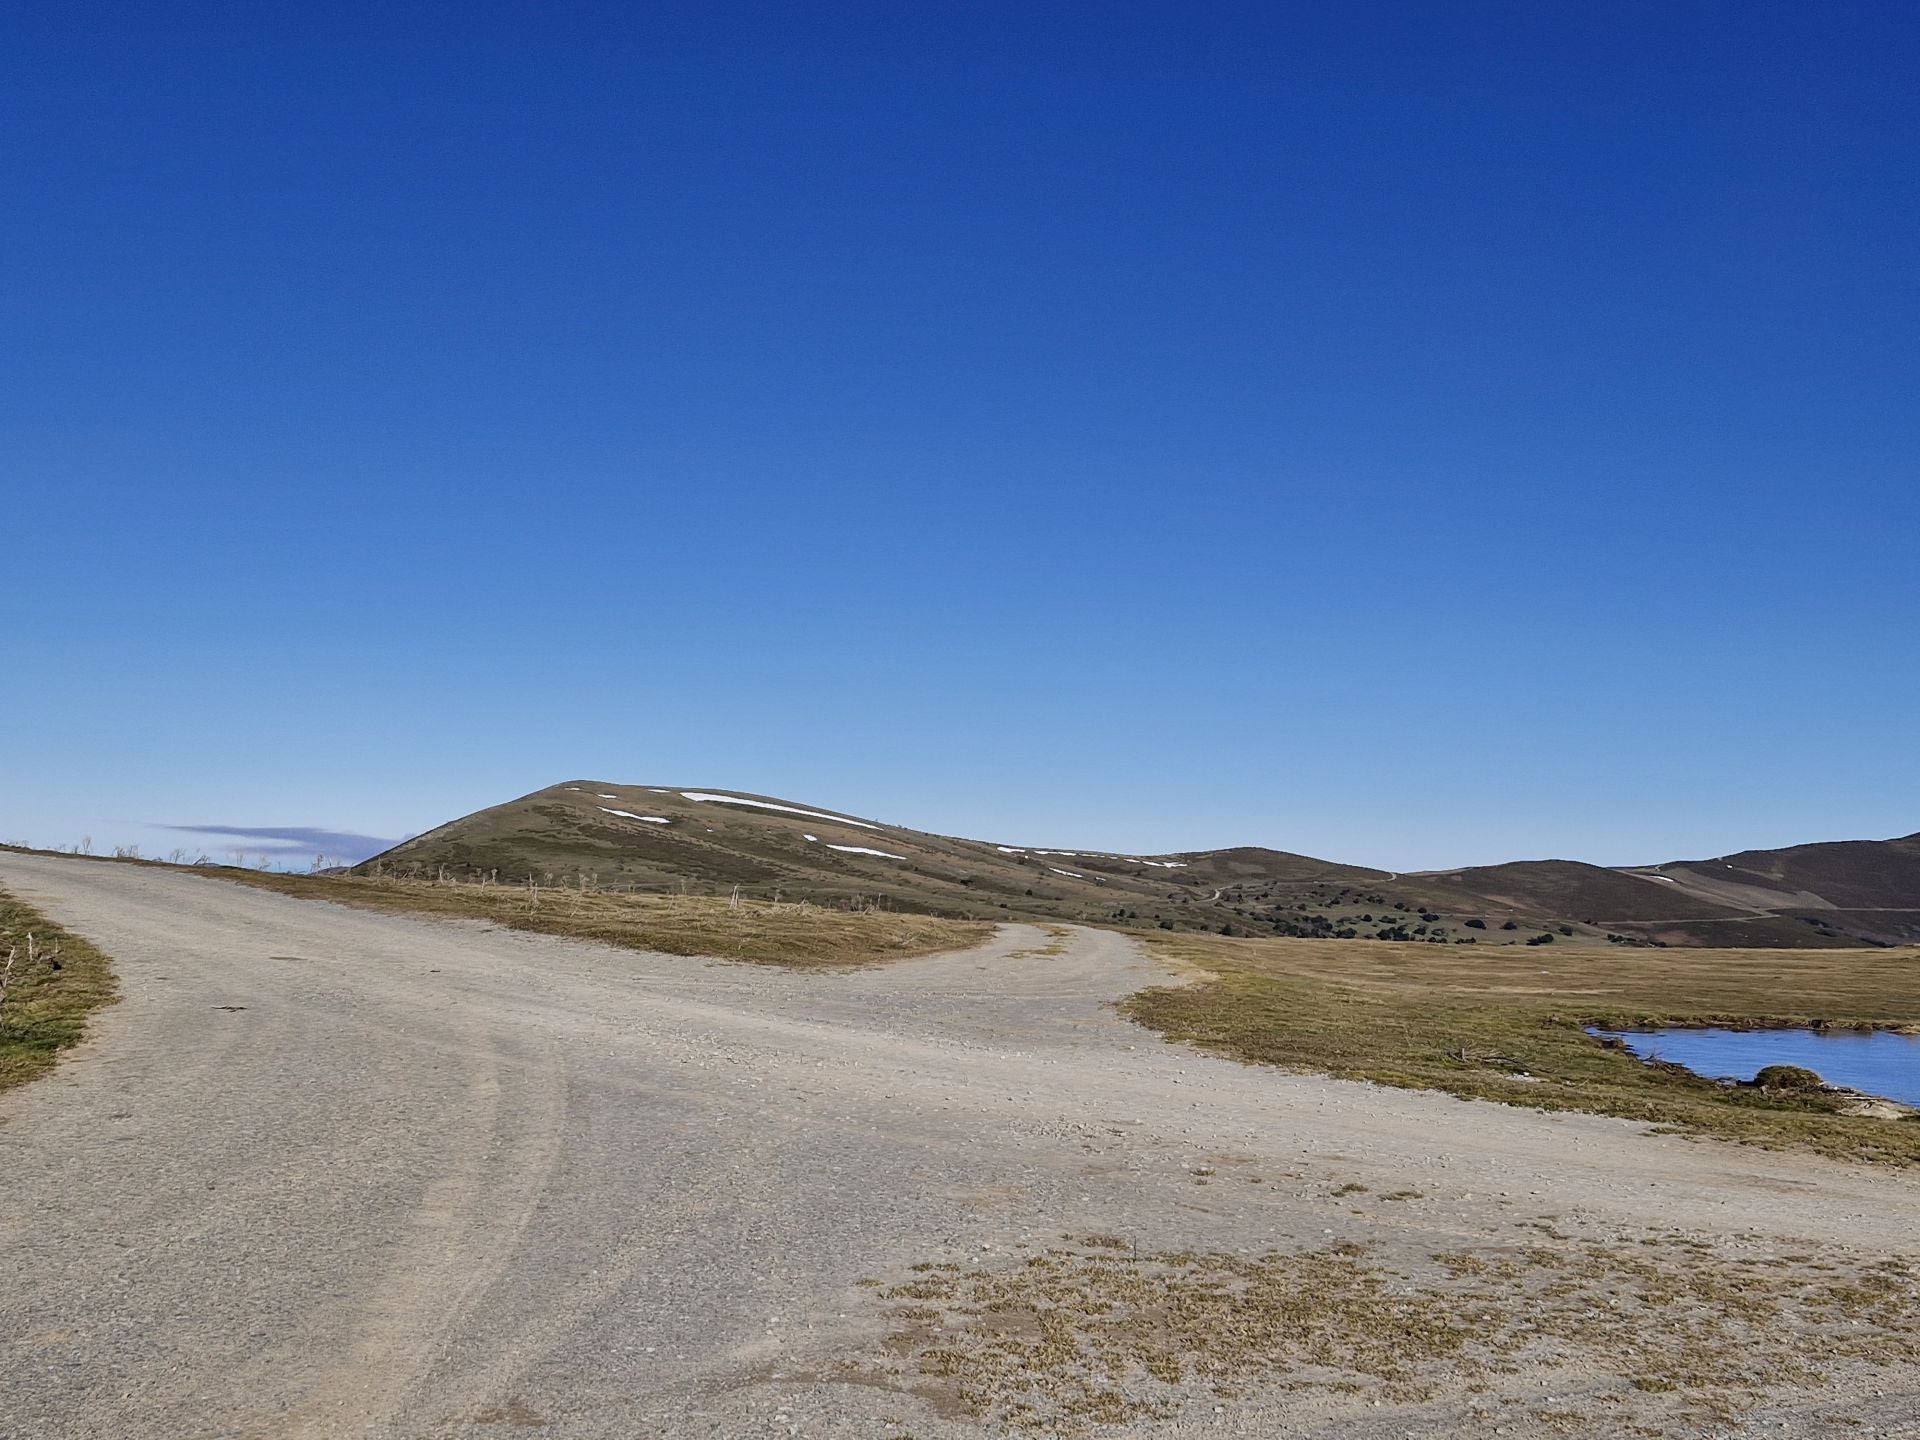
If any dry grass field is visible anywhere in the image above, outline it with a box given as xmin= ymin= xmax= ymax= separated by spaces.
xmin=210 ymin=867 xmax=996 ymax=968
xmin=873 ymin=1233 xmax=1920 ymax=1434
xmin=1128 ymin=930 xmax=1920 ymax=1163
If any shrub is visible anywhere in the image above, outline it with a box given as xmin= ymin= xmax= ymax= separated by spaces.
xmin=1753 ymin=1064 xmax=1824 ymax=1091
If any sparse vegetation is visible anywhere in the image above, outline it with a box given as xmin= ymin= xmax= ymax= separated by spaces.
xmin=867 ymin=1234 xmax=1920 ymax=1433
xmin=203 ymin=867 xmax=993 ymax=968
xmin=1125 ymin=931 xmax=1920 ymax=1163
xmin=0 ymin=885 xmax=116 ymax=1091
xmin=1010 ymin=925 xmax=1073 ymax=959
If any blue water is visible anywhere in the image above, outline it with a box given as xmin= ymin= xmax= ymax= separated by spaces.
xmin=1596 ymin=1027 xmax=1920 ymax=1106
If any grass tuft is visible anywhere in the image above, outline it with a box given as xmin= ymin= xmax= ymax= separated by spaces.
xmin=0 ymin=885 xmax=116 ymax=1092
xmin=1754 ymin=1063 xmax=1824 ymax=1091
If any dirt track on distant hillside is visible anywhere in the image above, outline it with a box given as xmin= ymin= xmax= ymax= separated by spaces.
xmin=3 ymin=852 xmax=1918 ymax=1439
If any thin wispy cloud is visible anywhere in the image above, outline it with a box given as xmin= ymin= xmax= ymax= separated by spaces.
xmin=156 ymin=825 xmax=399 ymax=864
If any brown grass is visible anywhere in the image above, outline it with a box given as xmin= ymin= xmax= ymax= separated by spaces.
xmin=865 ymin=1233 xmax=1920 ymax=1434
xmin=203 ymin=868 xmax=996 ymax=968
xmin=1124 ymin=931 xmax=1920 ymax=1164
xmin=0 ymin=885 xmax=117 ymax=1092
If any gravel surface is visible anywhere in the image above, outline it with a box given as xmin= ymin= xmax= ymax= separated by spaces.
xmin=2 ymin=851 xmax=1917 ymax=1439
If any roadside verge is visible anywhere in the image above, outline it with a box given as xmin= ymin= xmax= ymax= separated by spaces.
xmin=0 ymin=883 xmax=117 ymax=1092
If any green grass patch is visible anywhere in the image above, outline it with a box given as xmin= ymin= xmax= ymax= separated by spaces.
xmin=0 ymin=884 xmax=117 ymax=1092
xmin=1126 ymin=932 xmax=1920 ymax=1164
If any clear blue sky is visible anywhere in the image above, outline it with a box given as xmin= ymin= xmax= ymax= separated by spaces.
xmin=5 ymin=1 xmax=1915 ymax=870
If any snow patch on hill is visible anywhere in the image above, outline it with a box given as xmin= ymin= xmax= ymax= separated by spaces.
xmin=680 ymin=793 xmax=882 ymax=830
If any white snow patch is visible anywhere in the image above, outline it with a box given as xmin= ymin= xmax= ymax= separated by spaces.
xmin=1050 ymin=867 xmax=1085 ymax=879
xmin=995 ymin=841 xmax=1185 ymax=869
xmin=678 ymin=793 xmax=882 ymax=829
xmin=596 ymin=793 xmax=617 ymax=799
xmin=598 ymin=808 xmax=670 ymax=824
xmin=803 ymin=834 xmax=819 ymax=842
xmin=828 ymin=844 xmax=907 ymax=860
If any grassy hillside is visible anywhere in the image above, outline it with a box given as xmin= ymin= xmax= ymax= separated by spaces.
xmin=356 ymin=782 xmax=1396 ymax=936
xmin=1646 ymin=832 xmax=1920 ymax=945
xmin=355 ymin=783 xmax=1920 ymax=947
xmin=1406 ymin=836 xmax=1920 ymax=948
xmin=1416 ymin=859 xmax=1738 ymax=922
xmin=1679 ymin=831 xmax=1920 ymax=908
xmin=1405 ymin=859 xmax=1853 ymax=947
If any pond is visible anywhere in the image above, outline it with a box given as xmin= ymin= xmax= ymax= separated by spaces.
xmin=1594 ymin=1027 xmax=1920 ymax=1106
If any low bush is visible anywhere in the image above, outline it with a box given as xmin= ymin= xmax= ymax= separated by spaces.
xmin=1753 ymin=1063 xmax=1824 ymax=1091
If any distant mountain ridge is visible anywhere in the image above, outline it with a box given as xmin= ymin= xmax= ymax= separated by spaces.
xmin=360 ymin=783 xmax=1920 ymax=948
xmin=1416 ymin=832 xmax=1920 ymax=948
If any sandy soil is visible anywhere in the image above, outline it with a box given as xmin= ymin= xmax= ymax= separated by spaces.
xmin=2 ymin=851 xmax=1916 ymax=1438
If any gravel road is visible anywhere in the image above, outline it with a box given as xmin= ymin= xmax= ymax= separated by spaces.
xmin=3 ymin=851 xmax=1917 ymax=1439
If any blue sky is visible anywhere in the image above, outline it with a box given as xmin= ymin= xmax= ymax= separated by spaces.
xmin=4 ymin=1 xmax=1915 ymax=870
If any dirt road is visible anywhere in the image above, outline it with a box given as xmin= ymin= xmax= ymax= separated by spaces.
xmin=3 ymin=852 xmax=1917 ymax=1438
